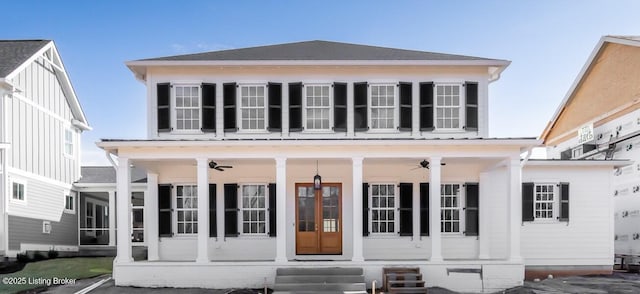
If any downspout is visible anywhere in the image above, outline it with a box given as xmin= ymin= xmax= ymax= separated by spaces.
xmin=521 ymin=146 xmax=535 ymax=167
xmin=105 ymin=151 xmax=118 ymax=170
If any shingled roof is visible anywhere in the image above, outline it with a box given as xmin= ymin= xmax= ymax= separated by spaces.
xmin=139 ymin=40 xmax=500 ymax=62
xmin=77 ymin=166 xmax=147 ymax=184
xmin=0 ymin=40 xmax=50 ymax=78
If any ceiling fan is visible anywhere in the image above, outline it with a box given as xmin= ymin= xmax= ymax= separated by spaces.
xmin=410 ymin=159 xmax=445 ymax=170
xmin=209 ymin=161 xmax=233 ymax=171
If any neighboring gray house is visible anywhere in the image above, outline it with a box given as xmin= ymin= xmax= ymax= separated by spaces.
xmin=0 ymin=40 xmax=90 ymax=256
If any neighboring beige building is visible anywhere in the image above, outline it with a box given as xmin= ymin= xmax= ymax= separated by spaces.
xmin=99 ymin=41 xmax=624 ymax=292
xmin=542 ymin=36 xmax=640 ymax=270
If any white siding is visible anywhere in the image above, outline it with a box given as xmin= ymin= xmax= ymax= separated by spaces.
xmin=522 ymin=166 xmax=614 ymax=266
xmin=146 ymin=69 xmax=491 ymax=140
xmin=6 ymin=57 xmax=80 ymax=185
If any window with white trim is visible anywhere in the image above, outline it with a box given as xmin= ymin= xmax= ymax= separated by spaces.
xmin=131 ymin=191 xmax=145 ymax=242
xmin=370 ymin=183 xmax=396 ymax=234
xmin=176 ymin=185 xmax=198 ymax=235
xmin=64 ymin=128 xmax=74 ymax=156
xmin=535 ymin=184 xmax=555 ymax=220
xmin=240 ymin=184 xmax=267 ymax=235
xmin=435 ymin=84 xmax=462 ymax=129
xmin=304 ymin=85 xmax=331 ymax=130
xmin=370 ymin=84 xmax=397 ymax=130
xmin=64 ymin=193 xmax=75 ymax=213
xmin=441 ymin=184 xmax=461 ymax=233
xmin=174 ymin=85 xmax=201 ymax=131
xmin=11 ymin=180 xmax=25 ymax=202
xmin=239 ymin=85 xmax=266 ymax=130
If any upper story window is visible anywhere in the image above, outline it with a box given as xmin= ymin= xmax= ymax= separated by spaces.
xmin=435 ymin=84 xmax=462 ymax=130
xmin=64 ymin=128 xmax=74 ymax=156
xmin=174 ymin=85 xmax=201 ymax=131
xmin=304 ymin=85 xmax=331 ymax=130
xmin=369 ymin=84 xmax=397 ymax=130
xmin=239 ymin=85 xmax=267 ymax=131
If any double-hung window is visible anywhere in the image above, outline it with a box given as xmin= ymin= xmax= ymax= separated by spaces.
xmin=174 ymin=85 xmax=201 ymax=131
xmin=435 ymin=84 xmax=462 ymax=130
xmin=64 ymin=128 xmax=74 ymax=156
xmin=64 ymin=193 xmax=75 ymax=213
xmin=534 ymin=184 xmax=555 ymax=220
xmin=241 ymin=184 xmax=267 ymax=235
xmin=370 ymin=84 xmax=397 ymax=130
xmin=304 ymin=85 xmax=331 ymax=130
xmin=11 ymin=180 xmax=26 ymax=202
xmin=239 ymin=85 xmax=267 ymax=131
xmin=441 ymin=184 xmax=461 ymax=233
xmin=370 ymin=184 xmax=396 ymax=234
xmin=176 ymin=185 xmax=198 ymax=235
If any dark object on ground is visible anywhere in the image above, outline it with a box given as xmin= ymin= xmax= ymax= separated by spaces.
xmin=0 ymin=259 xmax=26 ymax=274
xmin=47 ymin=250 xmax=59 ymax=259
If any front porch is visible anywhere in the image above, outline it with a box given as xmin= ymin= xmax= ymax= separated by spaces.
xmin=101 ymin=139 xmax=534 ymax=292
xmin=113 ymin=259 xmax=523 ymax=293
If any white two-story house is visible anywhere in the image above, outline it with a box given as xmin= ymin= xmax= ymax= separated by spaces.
xmin=99 ymin=40 xmax=625 ymax=293
xmin=0 ymin=40 xmax=90 ymax=256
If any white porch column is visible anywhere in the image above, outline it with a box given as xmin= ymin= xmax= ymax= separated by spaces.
xmin=108 ymin=191 xmax=116 ymax=247
xmin=507 ymin=158 xmax=522 ymax=261
xmin=196 ymin=158 xmax=210 ymax=263
xmin=352 ymin=157 xmax=364 ymax=262
xmin=115 ymin=157 xmax=132 ymax=263
xmin=478 ymin=172 xmax=490 ymax=259
xmin=146 ymin=173 xmax=159 ymax=261
xmin=429 ymin=156 xmax=443 ymax=262
xmin=275 ymin=157 xmax=287 ymax=262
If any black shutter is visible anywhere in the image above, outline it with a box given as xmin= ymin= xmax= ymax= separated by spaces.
xmin=583 ymin=144 xmax=597 ymax=154
xmin=269 ymin=183 xmax=277 ymax=237
xmin=209 ymin=184 xmax=217 ymax=237
xmin=522 ymin=182 xmax=534 ymax=222
xmin=398 ymin=183 xmax=413 ymax=236
xmin=333 ymin=83 xmax=348 ymax=132
xmin=223 ymin=83 xmax=237 ymax=132
xmin=560 ymin=149 xmax=572 ymax=159
xmin=158 ymin=184 xmax=172 ymax=237
xmin=157 ymin=83 xmax=171 ymax=132
xmin=465 ymin=82 xmax=478 ymax=131
xmin=289 ymin=82 xmax=303 ymax=132
xmin=363 ymin=183 xmax=369 ymax=236
xmin=559 ymin=182 xmax=570 ymax=222
xmin=399 ymin=82 xmax=412 ymax=131
xmin=420 ymin=183 xmax=429 ymax=236
xmin=202 ymin=83 xmax=216 ymax=132
xmin=224 ymin=183 xmax=239 ymax=237
xmin=354 ymin=82 xmax=368 ymax=132
xmin=464 ymin=183 xmax=479 ymax=236
xmin=419 ymin=82 xmax=434 ymax=131
xmin=268 ymin=83 xmax=282 ymax=132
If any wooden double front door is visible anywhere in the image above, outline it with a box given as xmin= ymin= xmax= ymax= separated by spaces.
xmin=295 ymin=183 xmax=342 ymax=255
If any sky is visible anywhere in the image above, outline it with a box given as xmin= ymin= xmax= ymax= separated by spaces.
xmin=2 ymin=1 xmax=639 ymax=165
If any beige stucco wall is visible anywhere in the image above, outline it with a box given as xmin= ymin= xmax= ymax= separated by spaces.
xmin=547 ymin=42 xmax=640 ymax=143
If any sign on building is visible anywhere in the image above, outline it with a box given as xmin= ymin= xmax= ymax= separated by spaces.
xmin=578 ymin=123 xmax=594 ymax=144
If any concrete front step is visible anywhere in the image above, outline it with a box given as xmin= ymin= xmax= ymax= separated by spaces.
xmin=276 ymin=267 xmax=363 ymax=276
xmin=389 ymin=287 xmax=429 ymax=294
xmin=274 ymin=267 xmax=366 ymax=293
xmin=276 ymin=275 xmax=365 ymax=284
xmin=274 ymin=282 xmax=366 ymax=292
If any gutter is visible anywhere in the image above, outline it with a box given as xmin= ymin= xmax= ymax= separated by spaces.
xmin=105 ymin=151 xmax=118 ymax=171
xmin=520 ymin=146 xmax=535 ymax=167
xmin=72 ymin=119 xmax=92 ymax=131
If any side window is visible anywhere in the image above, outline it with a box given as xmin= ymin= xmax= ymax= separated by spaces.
xmin=11 ymin=179 xmax=26 ymax=203
xmin=64 ymin=128 xmax=74 ymax=157
xmin=64 ymin=193 xmax=75 ymax=213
